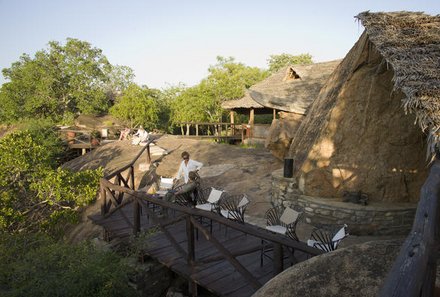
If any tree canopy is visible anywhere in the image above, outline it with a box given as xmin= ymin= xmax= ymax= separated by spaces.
xmin=109 ymin=84 xmax=159 ymax=129
xmin=0 ymin=38 xmax=134 ymax=124
xmin=267 ymin=53 xmax=313 ymax=72
xmin=170 ymin=56 xmax=269 ymax=125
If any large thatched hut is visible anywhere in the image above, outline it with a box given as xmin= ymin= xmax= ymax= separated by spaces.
xmin=256 ymin=61 xmax=339 ymax=158
xmin=274 ymin=11 xmax=440 ymax=235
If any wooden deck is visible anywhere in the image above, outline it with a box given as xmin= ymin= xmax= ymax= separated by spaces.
xmin=90 ymin=199 xmax=312 ymax=297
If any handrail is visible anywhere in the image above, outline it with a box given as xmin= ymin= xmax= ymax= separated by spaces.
xmin=178 ymin=122 xmax=241 ymax=125
xmin=379 ymin=159 xmax=440 ymax=297
xmin=105 ymin=138 xmax=155 ymax=179
xmin=99 ymin=178 xmax=323 ymax=256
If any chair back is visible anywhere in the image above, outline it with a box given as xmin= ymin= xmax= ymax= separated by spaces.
xmin=207 ymin=188 xmax=223 ymax=203
xmin=332 ymin=224 xmax=348 ymax=242
xmin=238 ymin=195 xmax=250 ymax=208
xmin=280 ymin=206 xmax=299 ymax=225
xmin=160 ymin=177 xmax=174 ymax=190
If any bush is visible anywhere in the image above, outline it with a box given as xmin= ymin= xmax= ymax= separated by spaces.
xmin=0 ymin=128 xmax=102 ymax=235
xmin=0 ymin=233 xmax=137 ymax=297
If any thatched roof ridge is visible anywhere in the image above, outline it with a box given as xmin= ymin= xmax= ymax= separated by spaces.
xmin=356 ymin=11 xmax=440 ymax=157
xmin=248 ymin=60 xmax=341 ymax=114
xmin=221 ymin=91 xmax=264 ymax=109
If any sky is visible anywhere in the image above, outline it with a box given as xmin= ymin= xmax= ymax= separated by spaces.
xmin=0 ymin=0 xmax=439 ymax=89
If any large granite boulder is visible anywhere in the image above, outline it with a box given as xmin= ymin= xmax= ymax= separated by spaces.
xmin=265 ymin=113 xmax=304 ymax=160
xmin=253 ymin=239 xmax=402 ymax=297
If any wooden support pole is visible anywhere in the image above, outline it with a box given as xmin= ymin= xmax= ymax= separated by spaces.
xmin=273 ymin=243 xmax=284 ymax=275
xmin=146 ymin=144 xmax=151 ymax=164
xmin=230 ymin=111 xmax=235 ymax=135
xmin=130 ymin=166 xmax=135 ymax=190
xmin=186 ymin=216 xmax=197 ymax=296
xmin=249 ymin=108 xmax=255 ymax=125
xmin=133 ymin=199 xmax=141 ymax=235
xmin=100 ymin=181 xmax=107 ymax=215
xmin=249 ymin=109 xmax=255 ymax=138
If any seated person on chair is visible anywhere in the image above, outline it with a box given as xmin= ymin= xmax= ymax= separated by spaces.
xmin=165 ymin=171 xmax=200 ymax=205
xmin=174 ymin=151 xmax=203 ymax=186
xmin=131 ymin=126 xmax=149 ymax=145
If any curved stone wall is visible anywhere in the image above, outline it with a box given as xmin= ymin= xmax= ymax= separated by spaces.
xmin=271 ymin=169 xmax=416 ymax=235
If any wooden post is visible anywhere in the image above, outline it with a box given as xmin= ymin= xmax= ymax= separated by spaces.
xmin=130 ymin=165 xmax=135 ymax=190
xmin=249 ymin=108 xmax=255 ymax=138
xmin=273 ymin=243 xmax=284 ymax=275
xmin=133 ymin=199 xmax=140 ymax=235
xmin=100 ymin=181 xmax=107 ymax=215
xmin=146 ymin=144 xmax=151 ymax=164
xmin=196 ymin=124 xmax=199 ymax=136
xmin=186 ymin=216 xmax=197 ymax=296
xmin=230 ymin=111 xmax=235 ymax=135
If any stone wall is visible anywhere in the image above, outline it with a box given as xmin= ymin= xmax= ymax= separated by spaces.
xmin=271 ymin=169 xmax=416 ymax=235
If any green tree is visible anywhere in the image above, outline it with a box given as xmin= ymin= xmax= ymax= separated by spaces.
xmin=0 ymin=128 xmax=102 ymax=235
xmin=158 ymin=83 xmax=186 ymax=132
xmin=170 ymin=56 xmax=269 ymax=125
xmin=109 ymin=84 xmax=159 ymax=130
xmin=267 ymin=53 xmax=313 ymax=72
xmin=0 ymin=38 xmax=132 ymax=124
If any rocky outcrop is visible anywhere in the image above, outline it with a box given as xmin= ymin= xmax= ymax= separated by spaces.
xmin=265 ymin=113 xmax=304 ymax=160
xmin=253 ymin=239 xmax=402 ymax=297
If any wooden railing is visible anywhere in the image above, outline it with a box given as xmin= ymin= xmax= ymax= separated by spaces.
xmin=100 ymin=139 xmax=154 ymax=220
xmin=379 ymin=159 xmax=440 ymax=297
xmin=177 ymin=122 xmax=242 ymax=138
xmin=99 ymin=175 xmax=323 ymax=294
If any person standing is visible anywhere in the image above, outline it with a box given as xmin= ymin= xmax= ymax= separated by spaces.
xmin=175 ymin=151 xmax=203 ymax=185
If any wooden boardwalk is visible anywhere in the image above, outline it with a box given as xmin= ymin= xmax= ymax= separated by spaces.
xmin=90 ymin=147 xmax=321 ymax=297
xmin=91 ymin=198 xmax=313 ymax=297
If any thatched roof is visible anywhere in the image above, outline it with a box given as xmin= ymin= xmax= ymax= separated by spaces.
xmin=356 ymin=11 xmax=440 ymax=157
xmin=221 ymin=91 xmax=264 ymax=109
xmin=248 ymin=60 xmax=341 ymax=114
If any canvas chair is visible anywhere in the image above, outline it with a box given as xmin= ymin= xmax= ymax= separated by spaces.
xmin=307 ymin=224 xmax=349 ymax=252
xmin=195 ymin=188 xmax=225 ymax=212
xmin=265 ymin=206 xmax=302 ymax=241
xmin=261 ymin=206 xmax=302 ymax=266
xmin=195 ymin=187 xmax=227 ymax=235
xmin=219 ymin=194 xmax=250 ymax=223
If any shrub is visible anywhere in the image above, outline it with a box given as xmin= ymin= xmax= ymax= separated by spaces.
xmin=0 ymin=128 xmax=102 ymax=235
xmin=0 ymin=233 xmax=137 ymax=297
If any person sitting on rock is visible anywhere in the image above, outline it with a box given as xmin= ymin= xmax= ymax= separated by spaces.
xmin=119 ymin=127 xmax=131 ymax=140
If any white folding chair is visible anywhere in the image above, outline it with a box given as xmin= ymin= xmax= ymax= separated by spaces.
xmin=195 ymin=188 xmax=223 ymax=211
xmin=265 ymin=206 xmax=300 ymax=237
xmin=307 ymin=224 xmax=349 ymax=252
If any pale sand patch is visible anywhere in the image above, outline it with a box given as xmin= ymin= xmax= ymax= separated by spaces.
xmin=199 ymin=164 xmax=236 ymax=178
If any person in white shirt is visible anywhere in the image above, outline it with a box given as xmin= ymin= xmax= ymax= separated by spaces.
xmin=131 ymin=126 xmax=149 ymax=145
xmin=175 ymin=151 xmax=203 ymax=185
